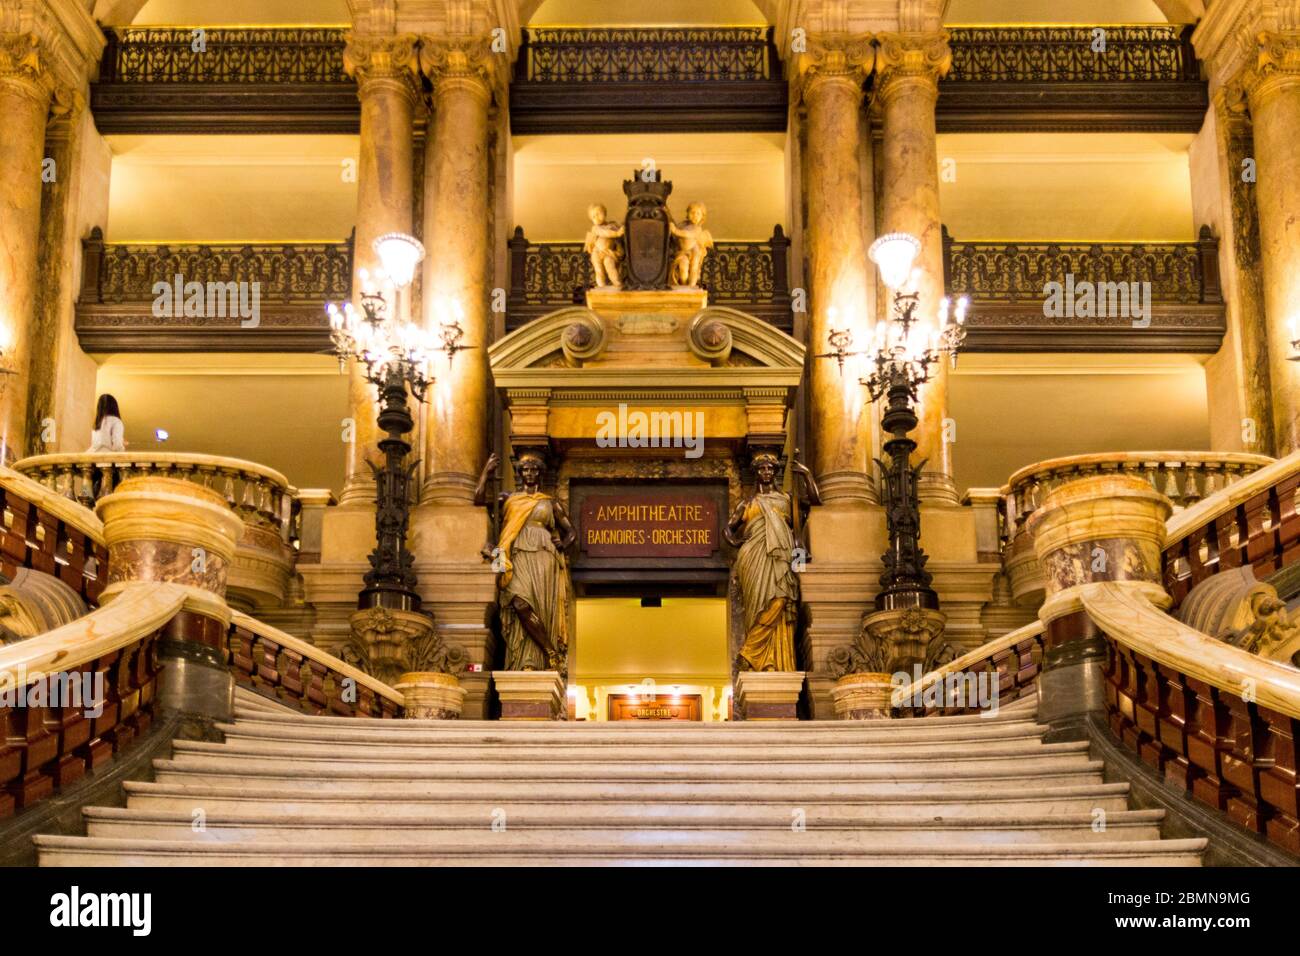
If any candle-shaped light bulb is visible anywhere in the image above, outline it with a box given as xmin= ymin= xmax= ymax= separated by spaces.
xmin=955 ymin=296 xmax=969 ymax=325
xmin=938 ymin=297 xmax=950 ymax=328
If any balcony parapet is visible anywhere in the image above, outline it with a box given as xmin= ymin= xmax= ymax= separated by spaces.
xmin=75 ymin=228 xmax=353 ymax=353
xmin=944 ymin=226 xmax=1226 ymax=352
xmin=14 ymin=453 xmax=301 ymax=612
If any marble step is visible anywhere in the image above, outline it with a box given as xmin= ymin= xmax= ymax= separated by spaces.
xmin=121 ymin=780 xmax=1137 ymax=819
xmin=148 ymin=763 xmax=1107 ymax=796
xmin=171 ymin=737 xmax=1080 ymax=764
xmin=154 ymin=746 xmax=1097 ymax=780
xmin=218 ymin=718 xmax=1048 ymax=748
xmin=225 ymin=706 xmax=1038 ymax=732
xmin=34 ymin=835 xmax=1208 ymax=866
xmin=81 ymin=806 xmax=1167 ymax=846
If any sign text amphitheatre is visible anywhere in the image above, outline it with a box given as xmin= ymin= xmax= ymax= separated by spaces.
xmin=580 ymin=492 xmax=718 ymax=558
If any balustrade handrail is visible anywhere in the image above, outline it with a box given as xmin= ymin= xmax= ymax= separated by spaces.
xmin=999 ymin=451 xmax=1273 ymax=542
xmin=228 ymin=610 xmax=404 ymax=708
xmin=0 ymin=465 xmax=102 ymax=544
xmin=1165 ymin=449 xmax=1300 ymax=548
xmin=0 ymin=582 xmax=184 ymax=687
xmin=1081 ymin=581 xmax=1300 ymax=717
xmin=890 ymin=619 xmax=1045 ymax=714
xmin=15 ymin=452 xmax=300 ymax=547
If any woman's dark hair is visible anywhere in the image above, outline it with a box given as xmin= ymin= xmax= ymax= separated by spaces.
xmin=94 ymin=394 xmax=121 ymax=430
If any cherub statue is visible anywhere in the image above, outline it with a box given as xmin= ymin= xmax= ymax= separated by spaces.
xmin=668 ymin=202 xmax=714 ymax=288
xmin=583 ymin=204 xmax=625 ymax=288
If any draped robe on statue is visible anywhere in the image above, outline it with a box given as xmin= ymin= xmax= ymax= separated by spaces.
xmin=735 ymin=491 xmax=798 ymax=671
xmin=497 ymin=493 xmax=570 ymax=671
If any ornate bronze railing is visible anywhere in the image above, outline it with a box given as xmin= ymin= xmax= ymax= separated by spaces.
xmin=100 ymin=27 xmax=350 ymax=84
xmin=505 ymin=224 xmax=792 ymax=331
xmin=92 ymin=27 xmax=358 ymax=133
xmin=518 ymin=27 xmax=774 ymax=82
xmin=947 ymin=25 xmax=1198 ymax=83
xmin=944 ymin=226 xmax=1226 ymax=351
xmin=75 ymin=229 xmax=352 ymax=352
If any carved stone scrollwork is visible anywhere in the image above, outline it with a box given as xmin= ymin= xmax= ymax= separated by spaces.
xmin=875 ymin=30 xmax=952 ymax=93
xmin=1222 ymin=83 xmax=1261 ymax=269
xmin=0 ymin=32 xmax=61 ymax=106
xmin=342 ymin=606 xmax=467 ymax=687
xmin=792 ymin=32 xmax=874 ymax=102
xmin=687 ymin=310 xmax=734 ymax=365
xmin=560 ymin=311 xmax=606 ymax=365
xmin=418 ymin=36 xmax=499 ymax=104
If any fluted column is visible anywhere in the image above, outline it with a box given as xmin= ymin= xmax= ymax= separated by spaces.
xmin=1244 ymin=33 xmax=1300 ymax=453
xmin=0 ymin=35 xmax=60 ymax=462
xmin=794 ymin=34 xmax=875 ymax=504
xmin=339 ymin=34 xmax=421 ymax=504
xmin=873 ymin=32 xmax=956 ymax=504
xmin=417 ymin=37 xmax=496 ymax=504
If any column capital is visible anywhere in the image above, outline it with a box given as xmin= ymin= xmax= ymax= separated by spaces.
xmin=343 ymin=32 xmax=422 ymax=105
xmin=790 ymin=31 xmax=874 ymax=105
xmin=1244 ymin=31 xmax=1300 ymax=106
xmin=0 ymin=32 xmax=61 ymax=109
xmin=873 ymin=30 xmax=951 ymax=102
xmin=418 ymin=35 xmax=501 ymax=107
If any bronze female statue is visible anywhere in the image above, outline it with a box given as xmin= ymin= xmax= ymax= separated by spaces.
xmin=475 ymin=451 xmax=575 ymax=673
xmin=724 ymin=451 xmax=821 ymax=672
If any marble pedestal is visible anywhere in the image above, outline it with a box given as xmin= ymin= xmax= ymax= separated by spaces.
xmin=735 ymin=671 xmax=805 ymax=720
xmin=493 ymin=670 xmax=566 ymax=720
xmin=395 ymin=671 xmax=466 ymax=719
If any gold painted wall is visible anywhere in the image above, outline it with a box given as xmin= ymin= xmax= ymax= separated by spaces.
xmin=945 ymin=0 xmax=1170 ymax=23
xmin=528 ymin=0 xmax=765 ymax=26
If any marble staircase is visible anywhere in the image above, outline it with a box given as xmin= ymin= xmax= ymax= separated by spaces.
xmin=34 ymin=692 xmax=1206 ymax=866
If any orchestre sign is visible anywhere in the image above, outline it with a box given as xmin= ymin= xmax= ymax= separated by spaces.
xmin=579 ymin=493 xmax=718 ymax=558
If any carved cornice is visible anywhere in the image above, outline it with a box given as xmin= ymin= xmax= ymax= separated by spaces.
xmin=342 ymin=32 xmax=421 ymax=105
xmin=874 ymin=30 xmax=951 ymax=102
xmin=790 ymin=31 xmax=873 ymax=104
xmin=418 ymin=35 xmax=501 ymax=106
xmin=1193 ymin=0 xmax=1300 ymax=90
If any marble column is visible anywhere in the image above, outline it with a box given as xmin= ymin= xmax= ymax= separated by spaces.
xmin=417 ymin=37 xmax=495 ymax=504
xmin=0 ymin=34 xmax=59 ymax=463
xmin=339 ymin=34 xmax=421 ymax=503
xmin=873 ymin=32 xmax=957 ymax=504
xmin=795 ymin=34 xmax=875 ymax=504
xmin=1244 ymin=33 xmax=1300 ymax=454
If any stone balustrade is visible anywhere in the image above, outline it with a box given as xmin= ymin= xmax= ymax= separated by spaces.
xmin=999 ymin=451 xmax=1273 ymax=607
xmin=0 ymin=466 xmax=107 ymax=609
xmin=227 ymin=611 xmax=404 ymax=718
xmin=890 ymin=620 xmax=1045 ymax=718
xmin=15 ymin=453 xmax=300 ymax=612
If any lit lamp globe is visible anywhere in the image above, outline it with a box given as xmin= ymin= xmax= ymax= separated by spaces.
xmin=373 ymin=233 xmax=425 ymax=289
xmin=868 ymin=232 xmax=921 ymax=291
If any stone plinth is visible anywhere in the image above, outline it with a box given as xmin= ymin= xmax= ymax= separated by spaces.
xmin=831 ymin=672 xmax=894 ymax=719
xmin=735 ymin=670 xmax=805 ymax=720
xmin=395 ymin=671 xmax=466 ymax=719
xmin=493 ymin=670 xmax=566 ymax=720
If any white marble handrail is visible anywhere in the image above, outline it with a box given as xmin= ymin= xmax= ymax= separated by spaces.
xmin=0 ymin=465 xmax=103 ymax=543
xmin=1081 ymin=581 xmax=1300 ymax=720
xmin=890 ymin=619 xmax=1045 ymax=710
xmin=1165 ymin=448 xmax=1300 ymax=547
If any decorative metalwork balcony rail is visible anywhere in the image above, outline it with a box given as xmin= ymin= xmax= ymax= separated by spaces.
xmin=939 ymin=25 xmax=1205 ymax=132
xmin=944 ymin=226 xmax=1226 ymax=351
xmin=75 ymin=228 xmax=353 ymax=352
xmin=947 ymin=25 xmax=1198 ymax=83
xmin=519 ymin=27 xmax=774 ymax=82
xmin=506 ymin=225 xmax=792 ymax=331
xmin=101 ymin=27 xmax=349 ymax=84
xmin=92 ymin=27 xmax=358 ymax=133
xmin=510 ymin=27 xmax=786 ymax=133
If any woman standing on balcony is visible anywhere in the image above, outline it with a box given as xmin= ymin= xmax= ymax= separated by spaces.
xmin=87 ymin=394 xmax=126 ymax=452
